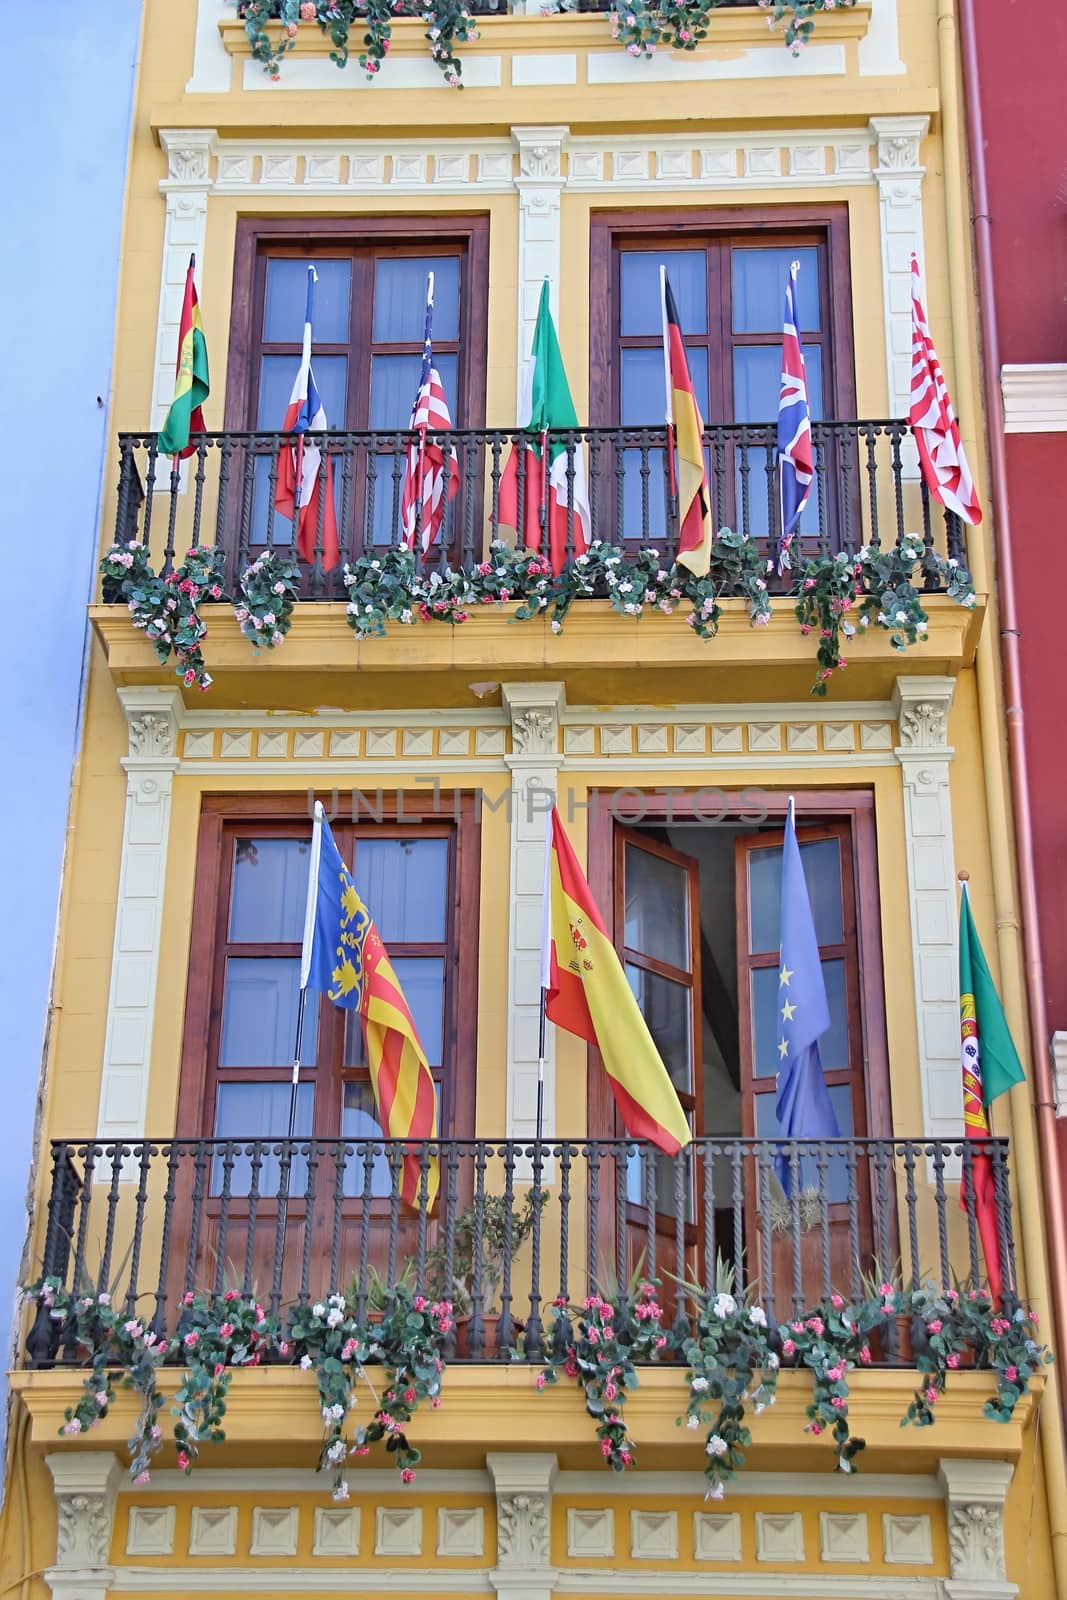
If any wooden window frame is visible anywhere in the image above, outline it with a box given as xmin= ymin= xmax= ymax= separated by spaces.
xmin=176 ymin=791 xmax=481 ymax=1144
xmin=586 ymin=787 xmax=889 ymax=1141
xmin=588 ymin=204 xmax=858 ymax=427
xmin=224 ymin=215 xmax=491 ymax=434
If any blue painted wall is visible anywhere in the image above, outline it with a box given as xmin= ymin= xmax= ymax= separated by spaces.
xmin=1 ymin=6 xmax=141 ymax=1436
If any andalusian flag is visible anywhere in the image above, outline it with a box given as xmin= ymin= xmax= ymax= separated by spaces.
xmin=661 ymin=269 xmax=712 ymax=577
xmin=301 ymin=804 xmax=438 ymax=1208
xmin=541 ymin=807 xmax=691 ymax=1154
xmin=498 ymin=281 xmax=591 ymax=575
xmin=158 ymin=255 xmax=210 ymax=459
xmin=959 ymin=881 xmax=1025 ymax=1299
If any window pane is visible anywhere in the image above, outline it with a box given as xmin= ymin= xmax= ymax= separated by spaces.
xmin=344 ymin=955 xmax=444 ymax=1066
xmin=373 ymin=257 xmax=460 ymax=343
xmin=352 ymin=838 xmax=447 ymax=942
xmin=621 ymin=250 xmax=706 ymax=336
xmin=263 ymin=258 xmax=351 ymax=344
xmin=220 ymin=957 xmax=316 ymax=1067
xmin=627 ymin=1145 xmax=695 ymax=1220
xmin=340 ymin=1081 xmax=442 ymax=1197
xmin=748 ymin=836 xmax=843 ymax=954
xmin=754 ymin=1082 xmax=852 ymax=1202
xmin=212 ymin=1082 xmax=313 ymax=1196
xmin=370 ymin=351 xmax=458 ymax=430
xmin=257 ymin=353 xmax=348 ymax=429
xmin=624 ymin=844 xmax=690 ymax=968
xmin=230 ymin=837 xmax=311 ymax=943
xmin=731 ymin=246 xmax=820 ymax=334
xmin=732 ymin=343 xmax=823 ymax=424
xmin=626 ymin=964 xmax=692 ymax=1096
xmin=751 ymin=956 xmax=848 ymax=1079
xmin=621 ymin=344 xmax=708 ymax=424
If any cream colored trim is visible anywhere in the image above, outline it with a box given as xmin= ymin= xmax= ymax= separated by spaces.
xmin=555 ymin=1576 xmax=944 ymax=1598
xmin=110 ymin=1569 xmax=492 ymax=1593
xmin=1001 ymin=363 xmax=1067 ymax=433
xmin=938 ymin=1459 xmax=1015 ymax=1594
xmin=513 ymin=127 xmax=568 ymax=415
xmin=153 ymin=131 xmax=214 ymax=450
xmin=1052 ymin=1031 xmax=1067 ymax=1117
xmin=869 ymin=115 xmax=930 ymax=433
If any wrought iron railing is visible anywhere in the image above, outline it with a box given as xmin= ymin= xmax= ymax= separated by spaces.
xmin=26 ymin=1135 xmax=1015 ymax=1366
xmin=110 ymin=421 xmax=967 ymax=598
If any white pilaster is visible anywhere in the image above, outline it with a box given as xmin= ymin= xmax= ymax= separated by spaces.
xmin=153 ymin=130 xmax=216 ymax=471
xmin=502 ymin=683 xmax=564 ymax=1151
xmin=486 ymin=1452 xmax=559 ymax=1600
xmin=96 ymin=689 xmax=182 ymax=1153
xmin=892 ymin=676 xmax=960 ymax=1146
xmin=45 ymin=1451 xmax=123 ymax=1600
xmin=187 ymin=1 xmax=233 ymax=93
xmin=938 ymin=1459 xmax=1017 ymax=1599
xmin=511 ymin=127 xmax=568 ymax=415
xmin=869 ymin=115 xmax=929 ymax=466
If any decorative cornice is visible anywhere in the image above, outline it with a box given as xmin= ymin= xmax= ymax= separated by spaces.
xmin=46 ymin=1452 xmax=123 ymax=1570
xmin=869 ymin=113 xmax=929 ymax=178
xmin=892 ymin=675 xmax=955 ymax=757
xmin=938 ymin=1459 xmax=1014 ymax=1591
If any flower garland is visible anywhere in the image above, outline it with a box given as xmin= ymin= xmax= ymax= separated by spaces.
xmin=902 ymin=1285 xmax=1050 ymax=1428
xmin=537 ymin=1284 xmax=670 ymax=1470
xmin=778 ymin=1294 xmax=880 ymax=1473
xmin=172 ymin=1291 xmax=279 ymax=1472
xmin=681 ymin=1287 xmax=779 ymax=1499
xmin=238 ymin=0 xmax=850 ymax=83
xmin=99 ymin=543 xmax=226 ymax=691
xmin=234 ymin=550 xmax=301 ymax=650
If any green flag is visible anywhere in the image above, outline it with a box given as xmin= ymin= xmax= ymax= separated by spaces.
xmin=959 ymin=884 xmax=1025 ymax=1106
xmin=159 ymin=255 xmax=210 ymax=459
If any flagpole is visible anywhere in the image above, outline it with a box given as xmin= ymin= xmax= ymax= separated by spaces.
xmin=288 ymin=799 xmax=325 ymax=1143
xmin=536 ymin=804 xmax=555 ymax=1151
xmin=292 ymin=266 xmax=318 ymax=547
xmin=414 ymin=272 xmax=434 ymax=551
xmin=659 ymin=266 xmax=679 ymax=545
xmin=164 ymin=252 xmax=197 ymax=542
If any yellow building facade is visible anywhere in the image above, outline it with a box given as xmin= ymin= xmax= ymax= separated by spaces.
xmin=5 ymin=2 xmax=1067 ymax=1598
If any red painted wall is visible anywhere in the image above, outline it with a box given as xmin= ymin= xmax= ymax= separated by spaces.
xmin=971 ymin=0 xmax=1067 ymax=1038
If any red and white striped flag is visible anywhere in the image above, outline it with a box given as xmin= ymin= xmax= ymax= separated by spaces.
xmin=909 ymin=254 xmax=982 ymax=526
xmin=400 ymin=274 xmax=459 ymax=552
xmin=275 ymin=265 xmax=340 ymax=569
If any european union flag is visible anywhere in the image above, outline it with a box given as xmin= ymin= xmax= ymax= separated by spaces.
xmin=775 ymin=798 xmax=839 ymax=1190
xmin=299 ymin=803 xmax=371 ymax=1008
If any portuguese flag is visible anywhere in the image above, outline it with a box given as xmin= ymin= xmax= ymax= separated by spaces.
xmin=498 ymin=281 xmax=591 ymax=575
xmin=158 ymin=254 xmax=210 ymax=459
xmin=541 ymin=807 xmax=691 ymax=1154
xmin=661 ymin=270 xmax=712 ymax=577
xmin=959 ymin=881 xmax=1025 ymax=1300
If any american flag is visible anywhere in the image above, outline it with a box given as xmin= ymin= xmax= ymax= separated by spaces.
xmin=777 ymin=259 xmax=815 ymax=572
xmin=400 ymin=276 xmax=459 ymax=552
xmin=909 ymin=254 xmax=982 ymax=526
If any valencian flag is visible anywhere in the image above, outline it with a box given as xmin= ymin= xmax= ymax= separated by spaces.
xmin=275 ymin=266 xmax=340 ymax=571
xmin=776 ymin=260 xmax=814 ymax=572
xmin=301 ymin=803 xmax=438 ymax=1208
xmin=774 ymin=798 xmax=840 ymax=1192
xmin=910 ymin=254 xmax=983 ymax=526
xmin=158 ymin=255 xmax=210 ymax=459
xmin=661 ymin=269 xmax=712 ymax=578
xmin=498 ymin=280 xmax=591 ymax=575
xmin=400 ymin=272 xmax=459 ymax=554
xmin=540 ymin=807 xmax=690 ymax=1153
xmin=958 ymin=880 xmax=1025 ymax=1299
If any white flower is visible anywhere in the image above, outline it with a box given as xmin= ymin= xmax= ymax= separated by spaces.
xmin=947 ymin=557 xmax=958 ymax=568
xmin=748 ymin=1305 xmax=767 ymax=1328
xmin=706 ymin=1434 xmax=728 ymax=1457
xmin=624 ymin=602 xmax=638 ymax=614
xmin=332 ymin=1480 xmax=350 ymax=1502
xmin=346 ymin=603 xmax=359 ymax=616
xmin=712 ymin=1293 xmax=737 ymax=1320
xmin=618 ymin=582 xmax=633 ymax=594
xmin=300 ymin=1354 xmax=313 ymax=1370
xmin=312 ymin=1303 xmax=326 ymax=1318
xmin=364 ymin=604 xmax=374 ymax=615
xmin=859 ymin=614 xmax=870 ymax=629
xmin=838 ymin=1459 xmax=853 ymax=1473
xmin=272 ymin=581 xmax=286 ymax=595
xmin=495 ymin=566 xmax=507 ymax=576
xmin=400 ymin=609 xmax=413 ymax=624
xmin=691 ymin=1376 xmax=709 ymax=1392
xmin=705 ymin=1480 xmax=725 ymax=1500
xmin=894 ymin=610 xmax=908 ymax=624
xmin=329 ymin=1293 xmax=346 ymax=1308
xmin=370 ymin=560 xmax=381 ymax=571
xmin=686 ymin=1414 xmax=701 ymax=1429
xmin=326 ymin=1308 xmax=344 ymax=1328
xmin=963 ymin=593 xmax=976 ymax=608
xmin=551 ymin=620 xmax=562 ymax=634
xmin=575 ymin=554 xmax=589 ymax=567
xmin=767 ymin=1352 xmax=780 ymax=1370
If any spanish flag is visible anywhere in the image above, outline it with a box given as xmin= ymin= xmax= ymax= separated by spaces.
xmin=301 ymin=805 xmax=438 ymax=1208
xmin=158 ymin=255 xmax=210 ymax=460
xmin=661 ymin=270 xmax=712 ymax=578
xmin=541 ymin=808 xmax=691 ymax=1154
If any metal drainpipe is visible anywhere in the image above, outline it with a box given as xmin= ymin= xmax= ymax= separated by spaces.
xmin=945 ymin=0 xmax=1067 ymax=1587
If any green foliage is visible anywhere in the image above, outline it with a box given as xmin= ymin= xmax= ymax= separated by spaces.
xmin=424 ymin=1188 xmax=546 ymax=1316
xmin=99 ymin=542 xmax=227 ymax=691
xmin=235 ymin=550 xmax=301 ymax=650
xmin=681 ymin=1282 xmax=778 ymax=1498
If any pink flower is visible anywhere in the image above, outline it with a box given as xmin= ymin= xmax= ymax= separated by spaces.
xmin=587 ymin=1326 xmax=600 ymax=1345
xmin=400 ymin=1467 xmax=416 ymax=1483
xmin=600 ymin=1439 xmax=613 ymax=1456
xmin=414 ymin=1295 xmax=427 ymax=1311
xmin=991 ymin=1317 xmax=1010 ymax=1336
xmin=946 ymin=1352 xmax=960 ymax=1368
xmin=654 ymin=1335 xmax=667 ymax=1349
xmin=224 ymin=1289 xmax=238 ymax=1302
xmin=810 ymin=1421 xmax=824 ymax=1435
xmin=177 ymin=1450 xmax=191 ymax=1471
xmin=927 ymin=1319 xmax=943 ymax=1335
xmin=859 ymin=1345 xmax=871 ymax=1365
xmin=1005 ymin=1364 xmax=1019 ymax=1382
xmin=150 ymin=1424 xmax=162 ymax=1440
xmin=805 ymin=1316 xmax=824 ymax=1336
xmin=184 ymin=1331 xmax=199 ymax=1348
xmin=782 ymin=1338 xmax=796 ymax=1357
xmin=133 ymin=1471 xmax=151 ymax=1486
xmin=604 ymin=1381 xmax=617 ymax=1399
xmin=536 ymin=1372 xmax=546 ymax=1389
xmin=431 ymin=1396 xmax=441 ymax=1409
xmin=924 ymin=1386 xmax=938 ymax=1405
xmin=183 ymin=1291 xmax=195 ymax=1306
xmin=831 ymin=1395 xmax=846 ymax=1409
xmin=879 ymin=1282 xmax=894 ymax=1297
xmin=278 ymin=1341 xmax=289 ymax=1356
xmin=403 ymin=1387 xmax=417 ymax=1404
xmin=352 ymin=1443 xmax=371 ymax=1456
xmin=830 ymin=1293 xmax=844 ymax=1310
xmin=218 ymin=1322 xmax=234 ymax=1339
xmin=214 ymin=1363 xmax=225 ymax=1379
xmin=790 ymin=1320 xmax=804 ymax=1334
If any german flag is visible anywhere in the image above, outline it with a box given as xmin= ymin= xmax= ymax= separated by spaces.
xmin=542 ymin=808 xmax=691 ymax=1154
xmin=661 ymin=271 xmax=712 ymax=577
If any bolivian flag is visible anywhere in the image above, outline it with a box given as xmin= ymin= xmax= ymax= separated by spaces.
xmin=959 ymin=881 xmax=1025 ymax=1300
xmin=158 ymin=255 xmax=210 ymax=459
xmin=541 ymin=807 xmax=691 ymax=1154
xmin=661 ymin=270 xmax=712 ymax=578
xmin=302 ymin=805 xmax=438 ymax=1209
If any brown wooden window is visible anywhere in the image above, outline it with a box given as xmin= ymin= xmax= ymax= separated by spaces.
xmin=177 ymin=795 xmax=480 ymax=1174
xmin=589 ymin=206 xmax=857 ymax=543
xmin=225 ymin=218 xmax=489 ymax=552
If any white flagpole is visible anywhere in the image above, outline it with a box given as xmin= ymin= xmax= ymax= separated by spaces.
xmin=288 ymin=799 xmax=324 ymax=1141
xmin=536 ymin=806 xmax=555 ymax=1149
xmin=659 ymin=265 xmax=679 ymax=540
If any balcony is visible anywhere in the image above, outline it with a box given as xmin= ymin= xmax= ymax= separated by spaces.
xmin=26 ymin=1133 xmax=1016 ymax=1368
xmin=112 ymin=421 xmax=969 ymax=599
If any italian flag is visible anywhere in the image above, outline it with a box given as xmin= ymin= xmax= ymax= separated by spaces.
xmin=158 ymin=255 xmax=210 ymax=460
xmin=498 ymin=281 xmax=591 ymax=575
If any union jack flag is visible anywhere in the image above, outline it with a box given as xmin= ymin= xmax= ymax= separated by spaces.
xmin=909 ymin=254 xmax=982 ymax=526
xmin=777 ymin=259 xmax=814 ymax=572
xmin=400 ymin=277 xmax=459 ymax=552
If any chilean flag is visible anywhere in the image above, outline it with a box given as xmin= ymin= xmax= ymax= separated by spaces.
xmin=275 ymin=266 xmax=340 ymax=570
xmin=776 ymin=260 xmax=814 ymax=573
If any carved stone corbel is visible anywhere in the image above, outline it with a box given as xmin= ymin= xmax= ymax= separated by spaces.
xmin=45 ymin=1452 xmax=123 ymax=1600
xmin=487 ymin=1453 xmax=559 ymax=1600
xmin=939 ymin=1458 xmax=1016 ymax=1598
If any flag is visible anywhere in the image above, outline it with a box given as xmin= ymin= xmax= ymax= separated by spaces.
xmin=959 ymin=881 xmax=1025 ymax=1299
xmin=910 ymin=254 xmax=982 ymax=525
xmin=498 ymin=280 xmax=591 ymax=575
xmin=661 ymin=270 xmax=712 ymax=578
xmin=400 ymin=274 xmax=459 ymax=554
xmin=300 ymin=803 xmax=438 ymax=1208
xmin=158 ymin=255 xmax=210 ymax=460
xmin=275 ymin=266 xmax=340 ymax=571
xmin=776 ymin=260 xmax=814 ymax=572
xmin=774 ymin=798 xmax=840 ymax=1191
xmin=541 ymin=807 xmax=691 ymax=1154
